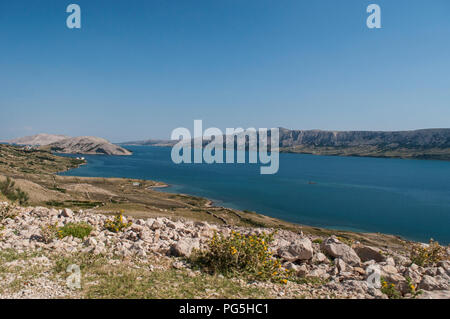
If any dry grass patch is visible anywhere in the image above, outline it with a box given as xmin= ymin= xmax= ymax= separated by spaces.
xmin=51 ymin=252 xmax=270 ymax=299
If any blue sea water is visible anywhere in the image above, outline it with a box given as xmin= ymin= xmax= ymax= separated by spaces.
xmin=59 ymin=146 xmax=450 ymax=244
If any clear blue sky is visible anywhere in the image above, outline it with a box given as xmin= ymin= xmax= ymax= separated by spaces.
xmin=1 ymin=0 xmax=449 ymax=141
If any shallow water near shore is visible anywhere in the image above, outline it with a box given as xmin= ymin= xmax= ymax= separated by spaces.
xmin=59 ymin=145 xmax=450 ymax=244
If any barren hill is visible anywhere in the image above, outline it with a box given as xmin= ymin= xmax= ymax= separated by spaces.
xmin=49 ymin=136 xmax=132 ymax=156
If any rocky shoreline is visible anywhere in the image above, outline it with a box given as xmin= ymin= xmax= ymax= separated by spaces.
xmin=0 ymin=202 xmax=449 ymax=299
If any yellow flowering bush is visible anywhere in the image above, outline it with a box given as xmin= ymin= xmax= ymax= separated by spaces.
xmin=406 ymin=277 xmax=422 ymax=298
xmin=104 ymin=212 xmax=132 ymax=233
xmin=381 ymin=277 xmax=423 ymax=299
xmin=410 ymin=239 xmax=448 ymax=267
xmin=191 ymin=231 xmax=289 ymax=283
xmin=380 ymin=278 xmax=402 ymax=299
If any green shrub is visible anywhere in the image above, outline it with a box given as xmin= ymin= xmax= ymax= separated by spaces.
xmin=45 ymin=200 xmax=65 ymax=207
xmin=45 ymin=200 xmax=102 ymax=208
xmin=49 ymin=186 xmax=67 ymax=193
xmin=0 ymin=177 xmax=15 ymax=197
xmin=15 ymin=188 xmax=29 ymax=205
xmin=0 ymin=177 xmax=29 ymax=205
xmin=0 ymin=204 xmax=17 ymax=222
xmin=190 ymin=231 xmax=289 ymax=284
xmin=58 ymin=222 xmax=93 ymax=239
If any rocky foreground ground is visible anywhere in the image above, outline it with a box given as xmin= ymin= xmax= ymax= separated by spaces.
xmin=0 ymin=202 xmax=449 ymax=299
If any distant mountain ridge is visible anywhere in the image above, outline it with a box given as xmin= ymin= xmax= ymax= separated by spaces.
xmin=278 ymin=128 xmax=450 ymax=148
xmin=120 ymin=139 xmax=177 ymax=147
xmin=121 ymin=128 xmax=450 ymax=160
xmin=278 ymin=128 xmax=450 ymax=160
xmin=6 ymin=133 xmax=69 ymax=146
xmin=5 ymin=134 xmax=132 ymax=156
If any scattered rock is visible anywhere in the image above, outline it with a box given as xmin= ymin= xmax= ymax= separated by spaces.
xmin=60 ymin=208 xmax=74 ymax=218
xmin=335 ymin=258 xmax=349 ymax=273
xmin=321 ymin=236 xmax=361 ymax=266
xmin=354 ymin=245 xmax=386 ymax=262
xmin=277 ymin=238 xmax=314 ymax=261
xmin=312 ymin=252 xmax=329 ymax=264
xmin=170 ymin=238 xmax=200 ymax=257
xmin=419 ymin=290 xmax=450 ymax=299
xmin=419 ymin=275 xmax=449 ymax=291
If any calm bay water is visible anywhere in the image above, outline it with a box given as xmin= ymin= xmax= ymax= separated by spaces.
xmin=60 ymin=146 xmax=450 ymax=244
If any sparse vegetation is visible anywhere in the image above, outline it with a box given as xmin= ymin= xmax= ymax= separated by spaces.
xmin=51 ymin=252 xmax=269 ymax=299
xmin=40 ymin=223 xmax=59 ymax=244
xmin=0 ymin=204 xmax=17 ymax=222
xmin=0 ymin=144 xmax=83 ymax=175
xmin=44 ymin=200 xmax=102 ymax=208
xmin=239 ymin=217 xmax=268 ymax=228
xmin=49 ymin=186 xmax=67 ymax=193
xmin=0 ymin=177 xmax=29 ymax=205
xmin=406 ymin=277 xmax=422 ymax=298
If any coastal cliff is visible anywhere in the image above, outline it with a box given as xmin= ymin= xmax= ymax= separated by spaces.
xmin=278 ymin=128 xmax=450 ymax=160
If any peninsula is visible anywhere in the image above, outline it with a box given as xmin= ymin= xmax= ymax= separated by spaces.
xmin=5 ymin=134 xmax=132 ymax=156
